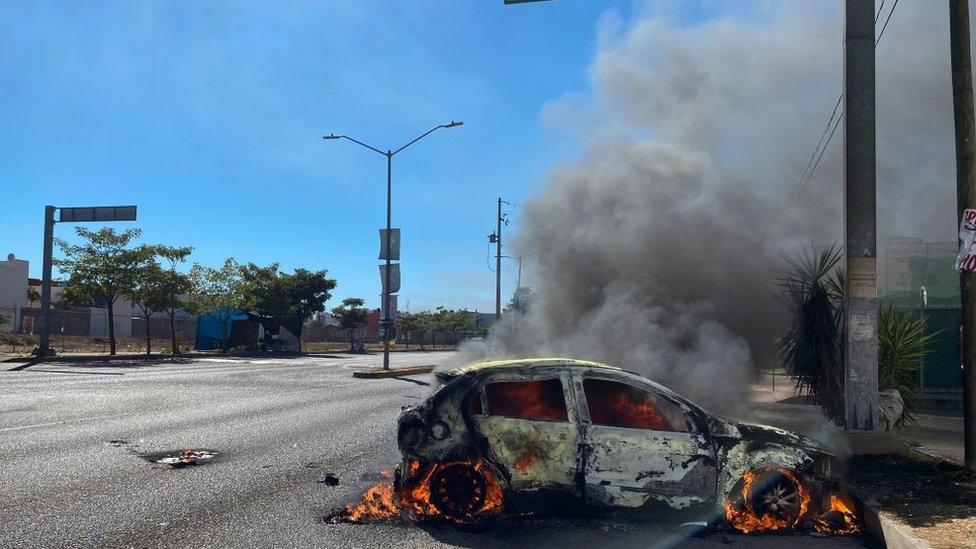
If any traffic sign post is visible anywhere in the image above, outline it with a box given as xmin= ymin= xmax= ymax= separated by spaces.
xmin=37 ymin=205 xmax=138 ymax=358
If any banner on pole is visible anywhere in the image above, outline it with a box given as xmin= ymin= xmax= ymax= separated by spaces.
xmin=379 ymin=229 xmax=401 ymax=261
xmin=955 ymin=208 xmax=976 ymax=272
xmin=379 ymin=264 xmax=401 ymax=294
xmin=381 ymin=295 xmax=398 ymax=321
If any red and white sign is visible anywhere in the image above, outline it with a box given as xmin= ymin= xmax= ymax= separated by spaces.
xmin=954 ymin=208 xmax=976 ymax=272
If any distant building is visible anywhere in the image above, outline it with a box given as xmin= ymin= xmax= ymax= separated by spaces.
xmin=0 ymin=253 xmax=29 ymax=331
xmin=881 ymin=237 xmax=962 ymax=393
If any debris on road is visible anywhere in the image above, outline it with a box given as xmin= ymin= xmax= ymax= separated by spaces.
xmin=319 ymin=474 xmax=340 ymax=486
xmin=139 ymin=448 xmax=219 ymax=468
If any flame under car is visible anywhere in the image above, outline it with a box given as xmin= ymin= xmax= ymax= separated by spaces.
xmin=394 ymin=358 xmax=851 ymax=531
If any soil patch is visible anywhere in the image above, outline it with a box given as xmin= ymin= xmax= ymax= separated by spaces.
xmin=849 ymin=451 xmax=976 ymax=549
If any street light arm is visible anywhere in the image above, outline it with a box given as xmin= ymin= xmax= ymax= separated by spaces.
xmin=392 ymin=121 xmax=463 ymax=156
xmin=323 ymin=134 xmax=387 ymax=156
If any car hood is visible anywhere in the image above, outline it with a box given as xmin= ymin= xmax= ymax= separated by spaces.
xmin=711 ymin=417 xmax=832 ymax=456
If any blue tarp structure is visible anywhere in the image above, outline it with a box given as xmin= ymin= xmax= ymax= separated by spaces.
xmin=195 ymin=309 xmax=250 ymax=351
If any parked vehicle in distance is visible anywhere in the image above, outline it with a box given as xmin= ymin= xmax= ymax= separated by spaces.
xmin=394 ymin=358 xmax=856 ymax=533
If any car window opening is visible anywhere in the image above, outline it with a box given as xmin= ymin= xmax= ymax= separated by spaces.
xmin=483 ymin=379 xmax=568 ymax=422
xmin=468 ymin=392 xmax=484 ymax=415
xmin=583 ymin=379 xmax=687 ymax=432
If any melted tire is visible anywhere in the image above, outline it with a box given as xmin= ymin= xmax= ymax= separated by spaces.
xmin=749 ymin=469 xmax=801 ymax=525
xmin=429 ymin=463 xmax=488 ymax=521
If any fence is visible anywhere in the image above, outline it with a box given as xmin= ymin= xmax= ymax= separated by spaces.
xmin=131 ymin=317 xmax=197 ymax=343
xmin=20 ymin=308 xmax=91 ymax=336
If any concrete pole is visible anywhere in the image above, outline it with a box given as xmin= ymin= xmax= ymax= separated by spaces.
xmin=38 ymin=205 xmax=56 ymax=358
xmin=950 ymin=0 xmax=976 ymax=471
xmin=843 ymin=0 xmax=879 ymax=431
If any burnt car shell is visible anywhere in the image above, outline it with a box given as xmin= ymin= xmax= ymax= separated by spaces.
xmin=395 ymin=358 xmax=833 ymax=521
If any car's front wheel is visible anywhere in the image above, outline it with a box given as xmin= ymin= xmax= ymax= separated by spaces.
xmin=429 ymin=462 xmax=489 ymax=520
xmin=725 ymin=467 xmax=806 ymax=533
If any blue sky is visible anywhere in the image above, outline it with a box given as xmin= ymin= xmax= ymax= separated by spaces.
xmin=2 ymin=0 xmax=741 ymax=313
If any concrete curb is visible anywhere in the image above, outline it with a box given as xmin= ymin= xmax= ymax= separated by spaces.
xmin=352 ymin=365 xmax=435 ymax=379
xmin=2 ymin=352 xmax=230 ymax=370
xmin=859 ymin=499 xmax=933 ymax=549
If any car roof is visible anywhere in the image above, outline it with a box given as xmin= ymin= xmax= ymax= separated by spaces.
xmin=457 ymin=357 xmax=623 ymax=374
xmin=440 ymin=358 xmax=703 ymax=415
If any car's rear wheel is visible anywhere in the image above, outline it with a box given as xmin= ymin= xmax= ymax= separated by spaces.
xmin=430 ymin=463 xmax=488 ymax=520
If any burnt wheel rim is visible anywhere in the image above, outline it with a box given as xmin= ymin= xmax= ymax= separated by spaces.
xmin=749 ymin=470 xmax=800 ymax=524
xmin=429 ymin=463 xmax=487 ymax=520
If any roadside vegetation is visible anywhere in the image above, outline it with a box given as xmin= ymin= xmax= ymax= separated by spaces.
xmin=17 ymin=224 xmax=483 ymax=358
xmin=776 ymin=244 xmax=936 ymax=428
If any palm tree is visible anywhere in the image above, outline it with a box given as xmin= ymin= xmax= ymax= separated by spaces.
xmin=776 ymin=245 xmax=845 ymax=424
xmin=777 ymin=244 xmax=935 ymax=428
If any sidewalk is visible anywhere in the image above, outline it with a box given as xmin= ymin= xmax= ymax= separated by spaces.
xmin=749 ymin=371 xmax=971 ymax=549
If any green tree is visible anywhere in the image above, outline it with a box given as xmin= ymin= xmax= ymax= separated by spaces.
xmin=430 ymin=307 xmax=475 ymax=348
xmin=397 ymin=311 xmax=432 ymax=349
xmin=57 ymin=285 xmax=91 ymax=310
xmin=240 ymin=263 xmax=337 ymax=352
xmin=188 ymin=258 xmax=247 ymax=352
xmin=126 ymin=245 xmax=192 ymax=355
xmin=332 ymin=297 xmax=368 ymax=351
xmin=54 ymin=227 xmax=153 ymax=355
xmin=27 ymin=287 xmax=39 ymax=308
xmin=505 ymin=287 xmax=536 ymax=314
xmin=157 ymin=247 xmax=193 ymax=355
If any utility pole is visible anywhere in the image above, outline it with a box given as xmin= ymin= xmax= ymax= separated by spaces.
xmin=950 ymin=0 xmax=976 ymax=471
xmin=843 ymin=0 xmax=879 ymax=431
xmin=495 ymin=197 xmax=503 ymax=321
xmin=38 ymin=206 xmax=56 ymax=358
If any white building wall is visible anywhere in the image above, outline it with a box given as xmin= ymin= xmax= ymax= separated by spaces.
xmin=88 ymin=298 xmax=134 ymax=339
xmin=0 ymin=254 xmax=28 ymax=332
xmin=0 ymin=254 xmax=28 ymax=310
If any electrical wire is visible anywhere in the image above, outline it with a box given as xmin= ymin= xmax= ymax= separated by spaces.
xmin=801 ymin=108 xmax=844 ymax=196
xmin=796 ymin=0 xmax=900 ymax=196
xmin=876 ymin=0 xmax=900 ymax=46
xmin=799 ymin=93 xmax=843 ymax=188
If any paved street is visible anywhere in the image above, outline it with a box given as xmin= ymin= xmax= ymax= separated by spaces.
xmin=1 ymin=354 xmax=873 ymax=548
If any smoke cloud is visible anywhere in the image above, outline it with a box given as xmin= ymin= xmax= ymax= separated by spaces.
xmin=452 ymin=3 xmax=962 ymax=417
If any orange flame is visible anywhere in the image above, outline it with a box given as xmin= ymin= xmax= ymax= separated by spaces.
xmin=813 ymin=492 xmax=861 ymax=535
xmin=724 ymin=468 xmax=812 ymax=533
xmin=485 ymin=380 xmax=567 ymax=421
xmin=514 ymin=450 xmax=538 ymax=474
xmin=330 ymin=459 xmax=504 ymax=524
xmin=341 ymin=483 xmax=399 ymax=522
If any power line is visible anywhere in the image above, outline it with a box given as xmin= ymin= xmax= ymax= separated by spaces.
xmin=799 ymin=93 xmax=843 ymax=185
xmin=799 ymin=108 xmax=844 ymax=197
xmin=876 ymin=0 xmax=900 ymax=46
xmin=797 ymin=0 xmax=900 ymax=196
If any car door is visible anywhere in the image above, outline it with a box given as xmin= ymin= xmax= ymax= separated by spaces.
xmin=578 ymin=374 xmax=717 ymax=510
xmin=466 ymin=371 xmax=582 ymax=498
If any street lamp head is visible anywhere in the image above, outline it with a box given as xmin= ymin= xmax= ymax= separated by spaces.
xmin=443 ymin=121 xmax=463 ymax=128
xmin=323 ymin=134 xmax=341 ymax=140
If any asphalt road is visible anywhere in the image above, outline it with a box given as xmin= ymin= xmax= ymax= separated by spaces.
xmin=1 ymin=354 xmax=875 ymax=549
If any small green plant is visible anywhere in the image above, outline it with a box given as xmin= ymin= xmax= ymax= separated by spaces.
xmin=878 ymin=306 xmax=938 ymax=428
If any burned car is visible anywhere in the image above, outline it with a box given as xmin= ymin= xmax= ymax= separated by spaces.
xmin=394 ymin=358 xmax=855 ymax=532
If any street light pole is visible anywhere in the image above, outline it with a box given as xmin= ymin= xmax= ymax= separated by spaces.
xmin=384 ymin=150 xmax=392 ymax=370
xmin=324 ymin=121 xmax=463 ymax=370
